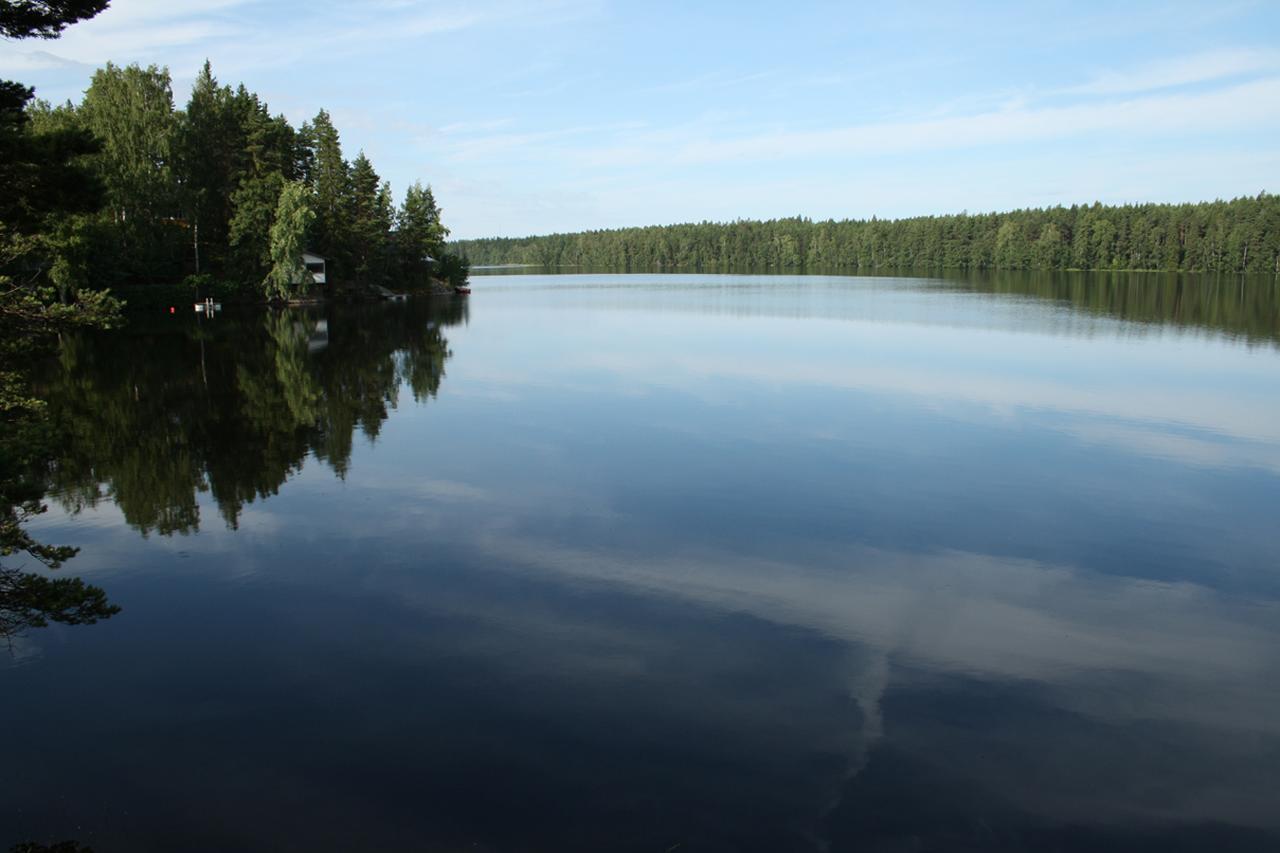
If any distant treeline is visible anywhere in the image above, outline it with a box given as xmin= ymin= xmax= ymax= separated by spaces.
xmin=453 ymin=195 xmax=1280 ymax=274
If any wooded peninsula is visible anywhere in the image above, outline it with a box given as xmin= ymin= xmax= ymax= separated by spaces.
xmin=453 ymin=195 xmax=1280 ymax=274
xmin=7 ymin=59 xmax=468 ymax=309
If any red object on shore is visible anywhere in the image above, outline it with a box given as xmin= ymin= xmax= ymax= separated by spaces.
xmin=456 ymin=287 xmax=471 ymax=294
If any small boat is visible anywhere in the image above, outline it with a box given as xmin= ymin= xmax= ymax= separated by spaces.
xmin=455 ymin=286 xmax=471 ymax=295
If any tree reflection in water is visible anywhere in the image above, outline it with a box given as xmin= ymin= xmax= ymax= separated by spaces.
xmin=5 ymin=296 xmax=462 ymax=649
xmin=1 ymin=384 xmax=120 ymax=648
xmin=37 ymin=296 xmax=465 ymax=535
xmin=5 ymin=297 xmax=462 ymax=851
xmin=9 ymin=841 xmax=94 ymax=853
xmin=938 ymin=270 xmax=1280 ymax=346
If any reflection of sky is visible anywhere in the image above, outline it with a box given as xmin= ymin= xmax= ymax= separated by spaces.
xmin=10 ymin=275 xmax=1280 ymax=851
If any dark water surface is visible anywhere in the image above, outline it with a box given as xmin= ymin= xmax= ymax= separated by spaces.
xmin=6 ymin=273 xmax=1280 ymax=852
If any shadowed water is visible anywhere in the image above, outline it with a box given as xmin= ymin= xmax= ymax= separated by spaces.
xmin=4 ymin=273 xmax=1280 ymax=852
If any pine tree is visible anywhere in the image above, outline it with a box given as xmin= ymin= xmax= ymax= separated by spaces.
xmin=303 ymin=109 xmax=350 ymax=280
xmin=348 ymin=152 xmax=391 ymax=284
xmin=174 ymin=61 xmax=242 ymax=275
xmin=396 ymin=182 xmax=448 ymax=284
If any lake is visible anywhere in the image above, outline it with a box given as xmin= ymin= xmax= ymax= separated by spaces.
xmin=5 ymin=271 xmax=1280 ymax=852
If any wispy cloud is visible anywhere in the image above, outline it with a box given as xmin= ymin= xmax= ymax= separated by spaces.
xmin=640 ymin=69 xmax=778 ymax=95
xmin=0 ymin=48 xmax=92 ymax=74
xmin=474 ymin=533 xmax=1280 ymax=737
xmin=577 ymin=77 xmax=1280 ymax=168
xmin=429 ymin=120 xmax=648 ymax=163
xmin=0 ymin=0 xmax=587 ymax=82
xmin=438 ymin=117 xmax=516 ymax=135
xmin=1063 ymin=47 xmax=1280 ymax=96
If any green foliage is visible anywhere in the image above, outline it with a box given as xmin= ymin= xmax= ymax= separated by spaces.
xmin=182 ymin=272 xmax=215 ymax=293
xmin=1 ymin=88 xmax=102 ymax=236
xmin=0 ymin=0 xmax=109 ymax=38
xmin=81 ymin=63 xmax=176 ymax=219
xmin=263 ymin=180 xmax=315 ymax=300
xmin=0 ymin=569 xmax=120 ymax=633
xmin=348 ymin=153 xmax=392 ymax=284
xmin=175 ymin=62 xmax=302 ymax=281
xmin=436 ymin=251 xmax=471 ymax=288
xmin=0 ymin=81 xmax=120 ymax=341
xmin=453 ymin=195 xmax=1280 ymax=275
xmin=303 ymin=109 xmax=352 ymax=278
xmin=80 ymin=62 xmax=184 ymax=282
xmin=396 ymin=181 xmax=448 ymax=285
xmin=174 ymin=61 xmax=240 ymax=274
xmin=4 ymin=59 xmax=451 ymax=296
xmin=228 ymin=171 xmax=285 ymax=282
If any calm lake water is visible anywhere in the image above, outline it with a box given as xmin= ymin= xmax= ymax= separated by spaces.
xmin=6 ymin=272 xmax=1280 ymax=852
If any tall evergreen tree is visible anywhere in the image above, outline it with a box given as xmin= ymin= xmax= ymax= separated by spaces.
xmin=348 ymin=152 xmax=391 ymax=284
xmin=224 ymin=88 xmax=300 ymax=283
xmin=396 ymin=182 xmax=448 ymax=284
xmin=175 ymin=61 xmax=244 ymax=275
xmin=303 ymin=109 xmax=351 ymax=279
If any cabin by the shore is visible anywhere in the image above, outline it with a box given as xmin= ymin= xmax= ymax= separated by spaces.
xmin=301 ymin=251 xmax=327 ymax=285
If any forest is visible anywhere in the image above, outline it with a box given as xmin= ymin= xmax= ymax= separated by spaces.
xmin=452 ymin=194 xmax=1280 ymax=275
xmin=14 ymin=59 xmax=468 ymax=303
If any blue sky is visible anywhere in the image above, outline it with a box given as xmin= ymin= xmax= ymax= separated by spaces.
xmin=2 ymin=0 xmax=1278 ymax=239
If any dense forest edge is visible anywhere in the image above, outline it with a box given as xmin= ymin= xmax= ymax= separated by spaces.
xmin=9 ymin=56 xmax=470 ymax=309
xmin=452 ymin=194 xmax=1280 ymax=275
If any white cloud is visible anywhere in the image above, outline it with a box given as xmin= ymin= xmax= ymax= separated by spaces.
xmin=472 ymin=533 xmax=1280 ymax=737
xmin=1062 ymin=47 xmax=1280 ymax=96
xmin=0 ymin=49 xmax=92 ymax=74
xmin=576 ymin=77 xmax=1280 ymax=168
xmin=0 ymin=0 xmax=586 ymax=86
xmin=568 ymin=314 xmax=1280 ymax=450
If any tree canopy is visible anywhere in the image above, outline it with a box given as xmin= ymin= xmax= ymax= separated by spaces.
xmin=18 ymin=61 xmax=468 ymax=297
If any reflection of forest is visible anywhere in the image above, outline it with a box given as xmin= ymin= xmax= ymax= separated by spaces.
xmin=939 ymin=270 xmax=1280 ymax=346
xmin=480 ymin=268 xmax=1280 ymax=346
xmin=37 ymin=297 xmax=467 ymax=536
